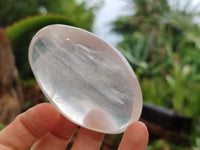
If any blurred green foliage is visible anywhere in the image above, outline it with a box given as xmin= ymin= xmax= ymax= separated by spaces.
xmin=113 ymin=0 xmax=200 ymax=117
xmin=112 ymin=0 xmax=200 ymax=149
xmin=0 ymin=0 xmax=100 ymax=30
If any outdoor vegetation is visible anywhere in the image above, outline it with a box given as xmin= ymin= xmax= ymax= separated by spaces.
xmin=0 ymin=0 xmax=200 ymax=149
xmin=112 ymin=0 xmax=200 ymax=149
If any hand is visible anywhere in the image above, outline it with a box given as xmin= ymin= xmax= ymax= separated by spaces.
xmin=0 ymin=103 xmax=148 ymax=150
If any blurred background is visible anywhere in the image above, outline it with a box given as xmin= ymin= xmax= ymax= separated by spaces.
xmin=0 ymin=0 xmax=200 ymax=149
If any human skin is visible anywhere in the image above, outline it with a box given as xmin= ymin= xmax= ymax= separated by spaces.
xmin=0 ymin=103 xmax=148 ymax=150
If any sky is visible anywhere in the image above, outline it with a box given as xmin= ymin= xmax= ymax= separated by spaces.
xmin=87 ymin=0 xmax=133 ymax=46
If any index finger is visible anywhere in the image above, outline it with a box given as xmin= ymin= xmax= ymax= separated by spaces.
xmin=0 ymin=103 xmax=60 ymax=150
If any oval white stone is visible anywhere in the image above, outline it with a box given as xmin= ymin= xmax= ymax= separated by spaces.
xmin=29 ymin=24 xmax=143 ymax=134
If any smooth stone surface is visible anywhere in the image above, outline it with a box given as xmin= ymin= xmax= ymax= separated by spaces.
xmin=29 ymin=24 xmax=143 ymax=134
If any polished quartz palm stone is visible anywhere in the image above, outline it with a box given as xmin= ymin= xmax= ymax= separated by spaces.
xmin=28 ymin=24 xmax=143 ymax=134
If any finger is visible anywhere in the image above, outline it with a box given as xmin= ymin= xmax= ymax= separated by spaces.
xmin=71 ymin=128 xmax=104 ymax=150
xmin=0 ymin=103 xmax=60 ymax=150
xmin=118 ymin=121 xmax=149 ymax=150
xmin=31 ymin=115 xmax=78 ymax=150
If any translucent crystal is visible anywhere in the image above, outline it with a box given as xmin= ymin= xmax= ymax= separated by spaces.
xmin=29 ymin=25 xmax=143 ymax=134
